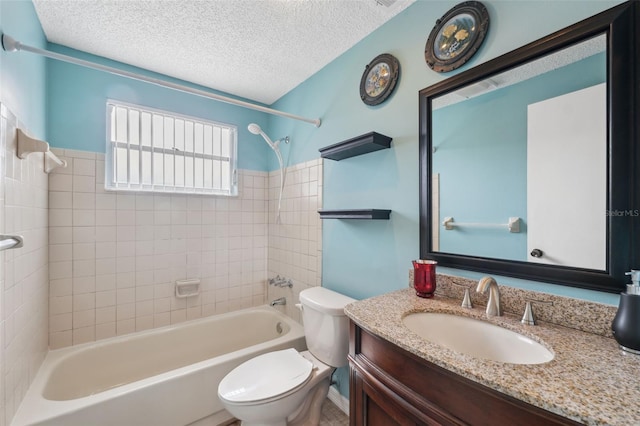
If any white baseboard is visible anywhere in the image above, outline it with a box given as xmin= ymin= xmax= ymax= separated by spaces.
xmin=327 ymin=385 xmax=349 ymax=417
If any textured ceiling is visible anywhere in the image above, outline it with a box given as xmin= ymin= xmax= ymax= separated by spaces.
xmin=32 ymin=0 xmax=415 ymax=105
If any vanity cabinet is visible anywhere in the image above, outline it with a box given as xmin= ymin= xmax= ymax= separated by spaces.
xmin=348 ymin=322 xmax=580 ymax=426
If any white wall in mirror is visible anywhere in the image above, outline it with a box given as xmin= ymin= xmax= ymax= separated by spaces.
xmin=527 ymin=83 xmax=606 ymax=270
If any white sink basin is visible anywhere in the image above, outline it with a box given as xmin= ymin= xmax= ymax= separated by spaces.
xmin=402 ymin=312 xmax=554 ymax=365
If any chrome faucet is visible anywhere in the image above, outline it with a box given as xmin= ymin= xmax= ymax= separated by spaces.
xmin=476 ymin=276 xmax=501 ymax=317
xmin=270 ymin=297 xmax=286 ymax=307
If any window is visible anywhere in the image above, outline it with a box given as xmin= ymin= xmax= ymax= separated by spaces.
xmin=106 ymin=101 xmax=238 ymax=195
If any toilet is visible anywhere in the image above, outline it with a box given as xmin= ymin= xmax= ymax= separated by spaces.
xmin=218 ymin=287 xmax=355 ymax=426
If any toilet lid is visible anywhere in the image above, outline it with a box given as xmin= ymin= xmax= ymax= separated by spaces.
xmin=218 ymin=348 xmax=313 ymax=403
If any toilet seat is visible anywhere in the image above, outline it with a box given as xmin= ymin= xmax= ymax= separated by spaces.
xmin=218 ymin=349 xmax=314 ymax=404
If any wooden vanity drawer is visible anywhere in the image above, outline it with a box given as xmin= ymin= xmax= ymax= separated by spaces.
xmin=349 ymin=322 xmax=580 ymax=426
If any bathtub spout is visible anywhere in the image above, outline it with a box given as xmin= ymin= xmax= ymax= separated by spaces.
xmin=270 ymin=297 xmax=286 ymax=306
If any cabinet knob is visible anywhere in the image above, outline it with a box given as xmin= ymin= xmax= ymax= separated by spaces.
xmin=530 ymin=249 xmax=544 ymax=258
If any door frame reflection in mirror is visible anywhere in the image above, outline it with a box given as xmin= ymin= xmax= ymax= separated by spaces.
xmin=418 ymin=1 xmax=639 ymax=293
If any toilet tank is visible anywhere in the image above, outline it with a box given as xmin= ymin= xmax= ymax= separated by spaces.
xmin=299 ymin=287 xmax=356 ymax=368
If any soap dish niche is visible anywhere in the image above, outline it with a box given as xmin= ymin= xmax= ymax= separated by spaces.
xmin=175 ymin=279 xmax=200 ymax=298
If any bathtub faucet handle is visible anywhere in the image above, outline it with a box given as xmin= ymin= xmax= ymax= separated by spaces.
xmin=268 ymin=275 xmax=293 ymax=288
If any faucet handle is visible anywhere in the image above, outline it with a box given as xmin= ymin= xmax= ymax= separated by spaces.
xmin=521 ymin=299 xmax=553 ymax=326
xmin=451 ymin=281 xmax=473 ymax=308
xmin=461 ymin=289 xmax=472 ymax=309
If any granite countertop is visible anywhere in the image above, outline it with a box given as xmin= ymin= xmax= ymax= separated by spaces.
xmin=344 ymin=288 xmax=640 ymax=426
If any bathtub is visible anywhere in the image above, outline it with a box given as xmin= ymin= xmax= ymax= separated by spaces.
xmin=11 ymin=305 xmax=307 ymax=426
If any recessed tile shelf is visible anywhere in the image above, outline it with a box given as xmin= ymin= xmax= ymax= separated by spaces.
xmin=318 ymin=209 xmax=391 ymax=220
xmin=319 ymin=132 xmax=392 ymax=161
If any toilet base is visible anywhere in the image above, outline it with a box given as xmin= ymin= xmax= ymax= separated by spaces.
xmin=237 ymin=377 xmax=330 ymax=426
xmin=287 ymin=378 xmax=330 ymax=426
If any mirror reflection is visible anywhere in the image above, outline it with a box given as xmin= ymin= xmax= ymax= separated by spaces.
xmin=430 ymin=34 xmax=607 ymax=270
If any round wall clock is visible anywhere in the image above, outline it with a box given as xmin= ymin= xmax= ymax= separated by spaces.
xmin=359 ymin=53 xmax=400 ymax=106
xmin=425 ymin=1 xmax=490 ymax=73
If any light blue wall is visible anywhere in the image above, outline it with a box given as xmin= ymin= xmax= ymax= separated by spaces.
xmin=271 ymin=0 xmax=622 ymax=306
xmin=45 ymin=44 xmax=271 ymax=171
xmin=434 ymin=53 xmax=606 ymax=260
xmin=0 ymin=0 xmax=47 ymax=138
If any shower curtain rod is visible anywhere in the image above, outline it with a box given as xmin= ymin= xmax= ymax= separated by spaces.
xmin=1 ymin=34 xmax=322 ymax=128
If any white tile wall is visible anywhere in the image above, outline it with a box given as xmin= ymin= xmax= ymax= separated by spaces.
xmin=267 ymin=159 xmax=323 ymax=322
xmin=48 ymin=148 xmax=269 ymax=348
xmin=0 ymin=103 xmax=50 ymax=426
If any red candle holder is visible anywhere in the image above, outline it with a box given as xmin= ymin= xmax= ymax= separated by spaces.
xmin=412 ymin=260 xmax=437 ymax=298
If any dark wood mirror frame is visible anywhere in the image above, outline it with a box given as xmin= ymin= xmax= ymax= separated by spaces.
xmin=419 ymin=1 xmax=639 ymax=293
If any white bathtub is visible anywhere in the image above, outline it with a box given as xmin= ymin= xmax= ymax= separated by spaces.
xmin=11 ymin=305 xmax=307 ymax=426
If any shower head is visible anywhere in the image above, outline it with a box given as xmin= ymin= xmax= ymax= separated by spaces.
xmin=247 ymin=122 xmax=278 ymax=150
xmin=247 ymin=123 xmax=288 ymax=224
xmin=247 ymin=123 xmax=262 ymax=135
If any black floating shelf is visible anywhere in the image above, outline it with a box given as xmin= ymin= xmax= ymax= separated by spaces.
xmin=318 ymin=209 xmax=391 ymax=220
xmin=319 ymin=132 xmax=392 ymax=161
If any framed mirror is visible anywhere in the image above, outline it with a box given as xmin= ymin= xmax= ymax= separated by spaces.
xmin=419 ymin=2 xmax=639 ymax=293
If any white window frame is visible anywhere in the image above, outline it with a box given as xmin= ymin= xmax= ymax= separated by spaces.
xmin=105 ymin=100 xmax=238 ymax=196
